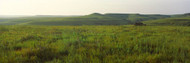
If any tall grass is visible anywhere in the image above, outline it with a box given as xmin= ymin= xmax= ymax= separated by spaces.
xmin=0 ymin=25 xmax=189 ymax=63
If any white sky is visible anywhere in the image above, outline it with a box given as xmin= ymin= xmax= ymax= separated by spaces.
xmin=0 ymin=0 xmax=190 ymax=15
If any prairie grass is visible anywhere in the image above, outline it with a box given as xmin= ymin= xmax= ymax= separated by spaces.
xmin=0 ymin=25 xmax=189 ymax=63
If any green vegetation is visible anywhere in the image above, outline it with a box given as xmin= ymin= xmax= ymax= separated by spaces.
xmin=144 ymin=16 xmax=190 ymax=26
xmin=0 ymin=25 xmax=190 ymax=63
xmin=0 ymin=13 xmax=190 ymax=63
xmin=0 ymin=13 xmax=170 ymax=25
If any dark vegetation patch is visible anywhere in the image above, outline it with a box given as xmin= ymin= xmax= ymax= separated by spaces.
xmin=19 ymin=35 xmax=43 ymax=42
xmin=134 ymin=22 xmax=146 ymax=26
xmin=20 ymin=47 xmax=65 ymax=63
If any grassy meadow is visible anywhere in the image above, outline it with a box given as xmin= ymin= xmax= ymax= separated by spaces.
xmin=0 ymin=25 xmax=190 ymax=63
xmin=144 ymin=16 xmax=190 ymax=26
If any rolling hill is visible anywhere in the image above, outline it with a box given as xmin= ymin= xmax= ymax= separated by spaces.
xmin=0 ymin=13 xmax=170 ymax=25
xmin=143 ymin=16 xmax=190 ymax=26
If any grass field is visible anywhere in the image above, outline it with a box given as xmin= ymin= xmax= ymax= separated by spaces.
xmin=0 ymin=25 xmax=189 ymax=63
xmin=144 ymin=16 xmax=190 ymax=26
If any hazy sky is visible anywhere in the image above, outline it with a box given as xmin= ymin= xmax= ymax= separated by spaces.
xmin=0 ymin=0 xmax=190 ymax=15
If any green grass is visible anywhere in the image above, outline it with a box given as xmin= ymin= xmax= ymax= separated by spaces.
xmin=143 ymin=16 xmax=190 ymax=26
xmin=0 ymin=25 xmax=189 ymax=63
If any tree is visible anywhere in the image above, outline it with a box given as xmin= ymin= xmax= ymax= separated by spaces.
xmin=134 ymin=22 xmax=146 ymax=26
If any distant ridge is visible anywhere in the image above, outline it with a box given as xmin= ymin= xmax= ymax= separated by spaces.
xmin=1 ymin=13 xmax=189 ymax=25
xmin=143 ymin=15 xmax=190 ymax=26
xmin=0 ymin=15 xmax=33 ymax=18
xmin=35 ymin=15 xmax=81 ymax=17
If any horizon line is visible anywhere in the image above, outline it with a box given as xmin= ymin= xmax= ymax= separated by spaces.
xmin=0 ymin=12 xmax=188 ymax=16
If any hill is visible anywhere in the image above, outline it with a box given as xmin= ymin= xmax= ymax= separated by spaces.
xmin=0 ymin=13 xmax=170 ymax=25
xmin=143 ymin=16 xmax=190 ymax=26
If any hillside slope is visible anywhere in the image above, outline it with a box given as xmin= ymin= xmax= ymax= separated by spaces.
xmin=0 ymin=13 xmax=170 ymax=25
xmin=143 ymin=16 xmax=190 ymax=26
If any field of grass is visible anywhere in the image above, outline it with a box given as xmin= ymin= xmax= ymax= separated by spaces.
xmin=143 ymin=16 xmax=190 ymax=26
xmin=0 ymin=25 xmax=189 ymax=63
